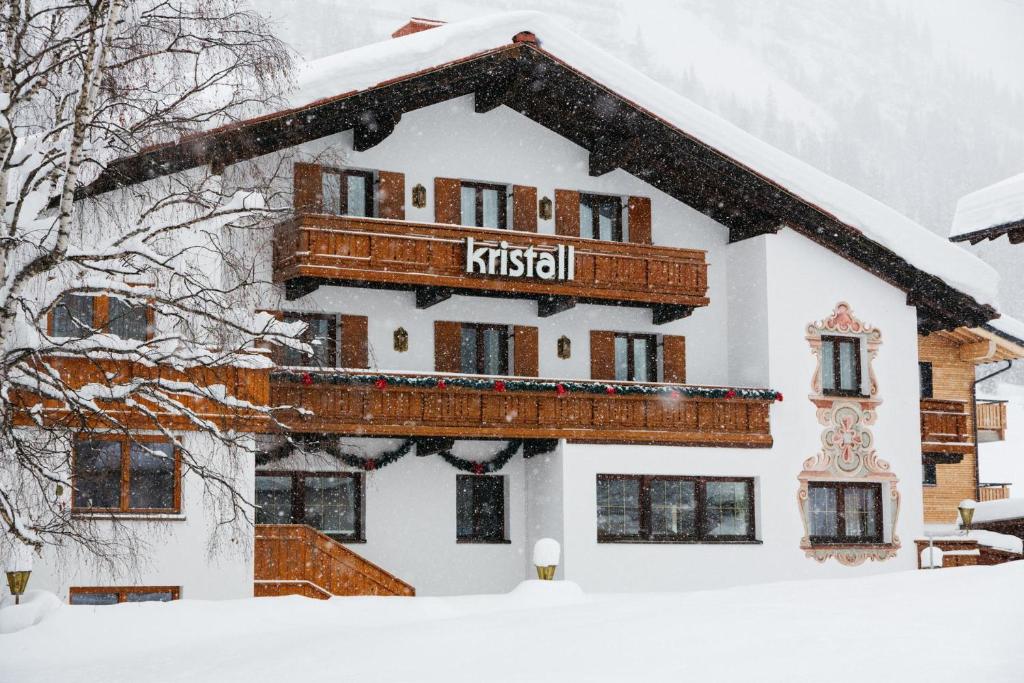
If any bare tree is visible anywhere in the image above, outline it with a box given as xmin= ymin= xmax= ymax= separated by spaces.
xmin=0 ymin=0 xmax=303 ymax=569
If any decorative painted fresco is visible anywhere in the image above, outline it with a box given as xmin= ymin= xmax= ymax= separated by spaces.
xmin=798 ymin=302 xmax=901 ymax=565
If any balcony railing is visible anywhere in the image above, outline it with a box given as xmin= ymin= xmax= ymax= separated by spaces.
xmin=273 ymin=214 xmax=709 ymax=321
xmin=270 ymin=370 xmax=776 ymax=447
xmin=920 ymin=399 xmax=972 ymax=454
xmin=979 ymin=483 xmax=1011 ymax=502
xmin=977 ymin=400 xmax=1008 ymax=442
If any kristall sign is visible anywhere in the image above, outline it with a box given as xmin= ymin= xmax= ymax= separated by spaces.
xmin=464 ymin=237 xmax=575 ymax=281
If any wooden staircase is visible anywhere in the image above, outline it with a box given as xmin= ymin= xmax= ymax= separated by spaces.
xmin=254 ymin=524 xmax=415 ymax=598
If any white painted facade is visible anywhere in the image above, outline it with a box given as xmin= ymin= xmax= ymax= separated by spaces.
xmin=15 ymin=88 xmax=935 ymax=600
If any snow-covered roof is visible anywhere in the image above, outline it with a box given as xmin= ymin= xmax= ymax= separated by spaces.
xmin=973 ymin=497 xmax=1024 ymax=524
xmin=285 ymin=12 xmax=999 ymax=308
xmin=985 ymin=315 xmax=1024 ymax=348
xmin=950 ymin=172 xmax=1024 ymax=242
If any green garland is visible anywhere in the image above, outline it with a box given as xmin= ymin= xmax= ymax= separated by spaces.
xmin=437 ymin=440 xmax=522 ymax=474
xmin=269 ymin=437 xmax=522 ymax=473
xmin=275 ymin=370 xmax=782 ymax=402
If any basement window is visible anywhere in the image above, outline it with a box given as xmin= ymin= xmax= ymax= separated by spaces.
xmin=70 ymin=587 xmax=179 ymax=605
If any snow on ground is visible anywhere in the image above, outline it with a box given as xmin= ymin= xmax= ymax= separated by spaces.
xmin=952 ymin=171 xmax=1024 ymax=238
xmin=2 ymin=566 xmax=1023 ymax=683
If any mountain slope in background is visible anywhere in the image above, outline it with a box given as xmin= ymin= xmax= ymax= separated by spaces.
xmin=251 ymin=0 xmax=1024 ymax=317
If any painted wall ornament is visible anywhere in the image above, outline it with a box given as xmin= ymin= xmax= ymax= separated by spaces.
xmin=798 ymin=302 xmax=901 ymax=566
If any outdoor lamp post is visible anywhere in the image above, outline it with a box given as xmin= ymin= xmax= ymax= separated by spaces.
xmin=533 ymin=538 xmax=560 ymax=580
xmin=5 ymin=569 xmax=31 ymax=605
xmin=958 ymin=499 xmax=977 ymax=535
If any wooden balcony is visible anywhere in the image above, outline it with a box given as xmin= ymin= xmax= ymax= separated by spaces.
xmin=979 ymin=484 xmax=1011 ymax=502
xmin=273 ymin=214 xmax=709 ymax=322
xmin=270 ymin=370 xmax=775 ymax=447
xmin=10 ymin=355 xmax=270 ymax=431
xmin=920 ymin=399 xmax=972 ymax=454
xmin=254 ymin=524 xmax=414 ymax=598
xmin=977 ymin=400 xmax=1008 ymax=442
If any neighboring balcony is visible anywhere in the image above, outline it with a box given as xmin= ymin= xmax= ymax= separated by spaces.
xmin=270 ymin=370 xmax=776 ymax=448
xmin=976 ymin=400 xmax=1008 ymax=442
xmin=273 ymin=214 xmax=709 ymax=323
xmin=978 ymin=483 xmax=1011 ymax=502
xmin=920 ymin=399 xmax=973 ymax=454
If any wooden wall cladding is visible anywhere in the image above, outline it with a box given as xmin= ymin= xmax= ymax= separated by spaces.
xmin=271 ymin=372 xmax=773 ymax=447
xmin=273 ymin=214 xmax=710 ymax=309
xmin=918 ymin=334 xmax=978 ymax=524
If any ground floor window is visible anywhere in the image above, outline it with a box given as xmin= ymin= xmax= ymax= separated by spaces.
xmin=69 ymin=586 xmax=179 ymax=605
xmin=255 ymin=471 xmax=363 ymax=541
xmin=596 ymin=475 xmax=755 ymax=543
xmin=456 ymin=475 xmax=507 ymax=543
xmin=73 ymin=436 xmax=179 ymax=513
xmin=807 ymin=481 xmax=882 ymax=544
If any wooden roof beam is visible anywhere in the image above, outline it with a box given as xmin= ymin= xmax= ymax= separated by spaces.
xmin=353 ymin=108 xmax=402 ymax=152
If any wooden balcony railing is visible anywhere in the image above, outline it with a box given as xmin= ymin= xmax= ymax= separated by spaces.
xmin=254 ymin=524 xmax=414 ymax=598
xmin=920 ymin=399 xmax=972 ymax=454
xmin=978 ymin=484 xmax=1011 ymax=502
xmin=10 ymin=355 xmax=270 ymax=431
xmin=976 ymin=400 xmax=1008 ymax=441
xmin=270 ymin=371 xmax=775 ymax=448
xmin=273 ymin=214 xmax=709 ymax=320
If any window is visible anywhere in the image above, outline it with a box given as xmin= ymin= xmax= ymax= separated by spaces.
xmin=51 ymin=294 xmax=152 ymax=341
xmin=280 ymin=313 xmax=337 ymax=367
xmin=456 ymin=475 xmax=507 ymax=542
xmin=922 ymin=459 xmax=937 ymax=486
xmin=460 ymin=182 xmax=507 ymax=229
xmin=51 ymin=294 xmax=95 ymax=338
xmin=807 ymin=481 xmax=882 ymax=544
xmin=596 ymin=475 xmax=755 ymax=543
xmin=255 ymin=472 xmax=363 ymax=541
xmin=460 ymin=324 xmax=509 ymax=375
xmin=820 ymin=335 xmax=862 ymax=396
xmin=108 ymin=297 xmax=150 ymax=341
xmin=580 ymin=194 xmax=623 ymax=242
xmin=70 ymin=586 xmax=179 ymax=605
xmin=614 ymin=333 xmax=656 ymax=382
xmin=73 ymin=437 xmax=178 ymax=513
xmin=919 ymin=362 xmax=933 ymax=399
xmin=322 ymin=169 xmax=374 ymax=217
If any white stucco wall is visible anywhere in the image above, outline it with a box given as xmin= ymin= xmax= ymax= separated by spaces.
xmin=17 ymin=432 xmax=254 ymax=602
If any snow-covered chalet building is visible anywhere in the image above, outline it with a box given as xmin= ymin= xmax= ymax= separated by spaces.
xmin=13 ymin=13 xmax=1024 ymax=601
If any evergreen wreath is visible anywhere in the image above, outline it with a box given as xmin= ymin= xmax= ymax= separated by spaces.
xmin=266 ymin=437 xmax=523 ymax=474
xmin=437 ymin=440 xmax=522 ymax=474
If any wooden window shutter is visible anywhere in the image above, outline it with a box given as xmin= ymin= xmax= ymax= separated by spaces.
xmin=434 ymin=321 xmax=462 ymax=372
xmin=512 ymin=185 xmax=538 ymax=232
xmin=293 ymin=162 xmax=323 ymax=213
xmin=627 ymin=196 xmax=652 ymax=244
xmin=590 ymin=330 xmax=616 ymax=380
xmin=377 ymin=171 xmax=405 ymax=220
xmin=339 ymin=315 xmax=369 ymax=369
xmin=513 ymin=326 xmax=539 ymax=376
xmin=661 ymin=335 xmax=686 ymax=383
xmin=434 ymin=178 xmax=462 ymax=224
xmin=554 ymin=189 xmax=580 ymax=236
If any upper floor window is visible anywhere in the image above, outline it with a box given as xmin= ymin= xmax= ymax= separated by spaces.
xmin=580 ymin=194 xmax=623 ymax=242
xmin=73 ymin=437 xmax=178 ymax=513
xmin=460 ymin=181 xmax=507 ymax=229
xmin=280 ymin=313 xmax=337 ymax=368
xmin=255 ymin=471 xmax=363 ymax=542
xmin=52 ymin=294 xmax=95 ymax=338
xmin=919 ymin=361 xmax=933 ymax=399
xmin=69 ymin=586 xmax=179 ymax=605
xmin=322 ymin=169 xmax=374 ymax=218
xmin=821 ymin=335 xmax=862 ymax=396
xmin=596 ymin=475 xmax=755 ymax=543
xmin=807 ymin=481 xmax=882 ymax=544
xmin=456 ymin=474 xmax=507 ymax=543
xmin=51 ymin=294 xmax=150 ymax=341
xmin=614 ymin=333 xmax=656 ymax=382
xmin=460 ymin=323 xmax=509 ymax=375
